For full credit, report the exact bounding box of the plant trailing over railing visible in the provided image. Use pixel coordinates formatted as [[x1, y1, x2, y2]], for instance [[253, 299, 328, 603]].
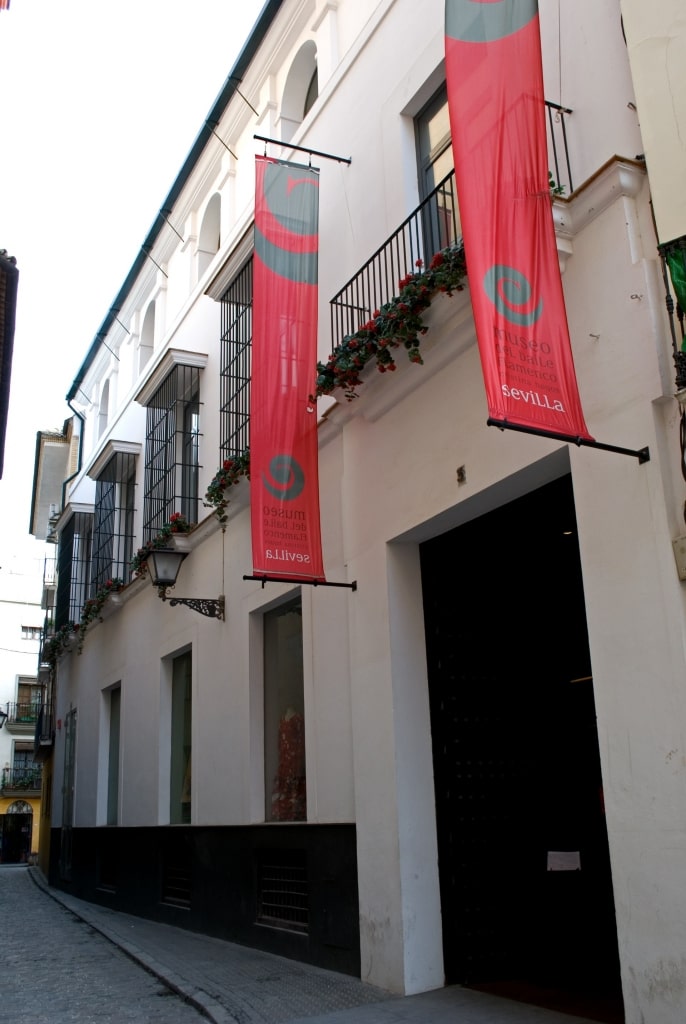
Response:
[[42, 621, 78, 669], [42, 576, 124, 663], [129, 512, 193, 579], [76, 577, 124, 653], [312, 242, 467, 402], [204, 451, 251, 525]]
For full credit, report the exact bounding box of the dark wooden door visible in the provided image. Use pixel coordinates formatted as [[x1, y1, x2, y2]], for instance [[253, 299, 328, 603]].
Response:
[[421, 475, 623, 1019]]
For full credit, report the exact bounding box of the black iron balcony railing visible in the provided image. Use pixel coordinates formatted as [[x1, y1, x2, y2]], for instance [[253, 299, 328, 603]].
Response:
[[330, 168, 461, 347], [5, 701, 41, 726], [330, 101, 573, 352], [1, 766, 42, 792]]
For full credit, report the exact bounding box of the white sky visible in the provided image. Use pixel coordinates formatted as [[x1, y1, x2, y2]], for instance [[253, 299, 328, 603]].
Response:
[[0, 0, 265, 583]]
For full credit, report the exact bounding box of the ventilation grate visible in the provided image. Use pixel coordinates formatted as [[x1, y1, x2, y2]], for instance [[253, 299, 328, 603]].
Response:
[[257, 859, 309, 933]]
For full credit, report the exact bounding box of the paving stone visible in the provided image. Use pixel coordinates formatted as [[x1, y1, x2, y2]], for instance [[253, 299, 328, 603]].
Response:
[[4, 866, 602, 1024]]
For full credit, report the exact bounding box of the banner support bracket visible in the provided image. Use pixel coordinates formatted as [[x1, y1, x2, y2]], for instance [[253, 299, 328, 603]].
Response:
[[487, 419, 650, 463], [243, 574, 357, 591], [254, 135, 351, 166]]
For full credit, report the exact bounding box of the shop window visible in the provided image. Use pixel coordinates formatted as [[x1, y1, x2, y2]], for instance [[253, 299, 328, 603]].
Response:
[[106, 686, 121, 827], [170, 651, 192, 825], [264, 597, 306, 822]]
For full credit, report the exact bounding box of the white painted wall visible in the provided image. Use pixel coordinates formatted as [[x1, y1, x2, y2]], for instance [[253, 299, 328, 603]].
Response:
[[50, 1, 686, 1019]]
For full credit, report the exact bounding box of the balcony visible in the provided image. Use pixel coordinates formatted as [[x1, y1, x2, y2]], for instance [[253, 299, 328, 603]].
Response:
[[33, 703, 55, 762], [4, 701, 42, 735], [330, 101, 573, 352], [1, 766, 42, 796]]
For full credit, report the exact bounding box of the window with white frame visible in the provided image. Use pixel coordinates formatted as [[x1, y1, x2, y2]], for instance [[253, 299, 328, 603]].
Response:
[[142, 364, 202, 541], [170, 651, 192, 825], [91, 445, 139, 588], [219, 257, 252, 461], [55, 510, 94, 628], [416, 85, 460, 255], [264, 596, 306, 822]]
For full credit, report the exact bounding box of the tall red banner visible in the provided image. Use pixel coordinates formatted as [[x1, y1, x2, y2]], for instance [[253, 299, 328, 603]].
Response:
[[445, 0, 592, 440], [251, 156, 326, 581]]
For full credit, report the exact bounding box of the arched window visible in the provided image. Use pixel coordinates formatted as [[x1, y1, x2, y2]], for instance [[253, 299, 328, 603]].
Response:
[[198, 193, 221, 277], [98, 380, 110, 440], [139, 301, 155, 374], [280, 41, 318, 143]]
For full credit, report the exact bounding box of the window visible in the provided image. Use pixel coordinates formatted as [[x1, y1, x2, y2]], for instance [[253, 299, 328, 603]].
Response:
[[98, 380, 110, 440], [10, 742, 40, 790], [106, 687, 121, 826], [219, 258, 252, 461], [416, 85, 460, 253], [16, 677, 44, 717], [197, 193, 221, 278], [304, 67, 318, 118], [21, 625, 42, 641], [280, 41, 318, 143], [170, 651, 192, 825], [91, 446, 138, 589], [142, 364, 202, 541], [55, 510, 94, 628], [264, 597, 305, 822]]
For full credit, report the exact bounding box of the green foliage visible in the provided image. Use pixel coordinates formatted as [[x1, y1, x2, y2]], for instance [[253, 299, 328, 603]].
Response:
[[312, 243, 467, 402], [204, 451, 251, 524]]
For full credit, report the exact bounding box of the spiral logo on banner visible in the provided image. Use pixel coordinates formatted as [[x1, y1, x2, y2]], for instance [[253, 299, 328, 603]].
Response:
[[254, 162, 319, 284], [483, 265, 543, 326], [261, 454, 305, 501], [445, 0, 538, 42]]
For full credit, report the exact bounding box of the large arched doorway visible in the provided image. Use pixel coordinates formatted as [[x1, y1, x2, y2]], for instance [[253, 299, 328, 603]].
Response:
[[1, 801, 33, 863], [420, 474, 624, 1023]]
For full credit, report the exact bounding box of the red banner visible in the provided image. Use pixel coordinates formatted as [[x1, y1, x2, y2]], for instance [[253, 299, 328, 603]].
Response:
[[250, 156, 325, 581], [445, 0, 592, 441]]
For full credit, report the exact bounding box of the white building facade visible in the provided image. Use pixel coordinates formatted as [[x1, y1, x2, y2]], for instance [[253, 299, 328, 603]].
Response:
[[41, 2, 686, 1022]]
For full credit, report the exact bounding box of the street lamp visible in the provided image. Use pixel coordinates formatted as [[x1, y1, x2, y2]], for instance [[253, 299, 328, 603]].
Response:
[[147, 548, 225, 620], [0, 706, 8, 730]]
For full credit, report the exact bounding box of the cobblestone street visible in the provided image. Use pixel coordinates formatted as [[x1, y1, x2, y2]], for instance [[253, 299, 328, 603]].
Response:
[[2, 865, 606, 1024], [1, 866, 204, 1024]]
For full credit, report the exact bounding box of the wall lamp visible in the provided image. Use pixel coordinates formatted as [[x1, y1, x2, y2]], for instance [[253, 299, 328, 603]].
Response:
[[0, 706, 8, 730], [147, 548, 225, 620]]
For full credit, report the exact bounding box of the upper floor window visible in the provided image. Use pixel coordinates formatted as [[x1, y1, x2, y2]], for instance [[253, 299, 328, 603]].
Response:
[[55, 509, 94, 628], [138, 302, 155, 375], [90, 444, 140, 588], [98, 380, 110, 440], [416, 85, 460, 254], [281, 41, 318, 143], [139, 359, 204, 541], [21, 626, 42, 641], [198, 193, 221, 278], [219, 257, 252, 462]]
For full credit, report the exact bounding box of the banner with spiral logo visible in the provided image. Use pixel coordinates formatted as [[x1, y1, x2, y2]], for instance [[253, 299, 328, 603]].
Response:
[[445, 0, 592, 440], [250, 156, 326, 580]]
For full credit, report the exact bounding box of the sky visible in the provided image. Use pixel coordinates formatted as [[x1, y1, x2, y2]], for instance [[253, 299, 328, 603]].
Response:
[[0, 0, 265, 587]]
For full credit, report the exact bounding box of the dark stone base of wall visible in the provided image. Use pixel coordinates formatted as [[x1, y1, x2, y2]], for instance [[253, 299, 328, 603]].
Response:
[[49, 822, 360, 975]]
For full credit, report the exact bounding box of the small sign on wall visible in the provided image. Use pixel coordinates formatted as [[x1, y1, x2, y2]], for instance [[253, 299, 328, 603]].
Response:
[[547, 851, 581, 871]]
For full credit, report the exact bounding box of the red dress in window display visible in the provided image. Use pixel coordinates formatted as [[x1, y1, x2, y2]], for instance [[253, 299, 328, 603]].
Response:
[[270, 708, 306, 821]]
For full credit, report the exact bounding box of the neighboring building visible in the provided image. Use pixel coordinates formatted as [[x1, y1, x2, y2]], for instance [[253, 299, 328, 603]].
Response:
[[28, 420, 81, 875], [36, 2, 686, 1022], [0, 249, 18, 480], [0, 558, 43, 863]]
